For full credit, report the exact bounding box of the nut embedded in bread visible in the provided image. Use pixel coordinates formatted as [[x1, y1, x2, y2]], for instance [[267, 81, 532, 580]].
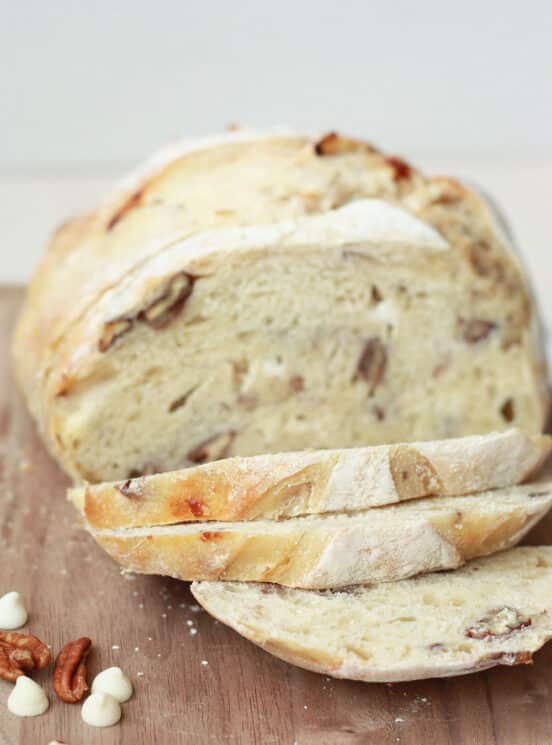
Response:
[[12, 131, 549, 482], [191, 546, 552, 682]]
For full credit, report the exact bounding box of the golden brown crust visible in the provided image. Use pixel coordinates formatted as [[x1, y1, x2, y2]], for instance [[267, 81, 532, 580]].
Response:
[[90, 489, 552, 589]]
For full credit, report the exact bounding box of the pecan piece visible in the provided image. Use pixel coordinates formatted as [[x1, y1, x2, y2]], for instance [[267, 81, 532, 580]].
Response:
[[314, 132, 374, 156], [371, 285, 383, 303], [500, 398, 515, 422], [187, 431, 236, 464], [386, 156, 412, 182], [98, 317, 134, 353], [460, 318, 497, 343], [465, 607, 531, 640], [116, 478, 143, 500], [289, 375, 304, 392], [0, 632, 51, 683], [169, 386, 198, 413], [354, 338, 387, 393], [53, 637, 91, 703], [373, 405, 385, 421], [389, 446, 443, 501], [140, 272, 194, 330]]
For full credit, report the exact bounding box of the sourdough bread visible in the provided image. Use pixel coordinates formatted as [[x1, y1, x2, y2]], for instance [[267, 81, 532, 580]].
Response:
[[69, 430, 551, 529], [191, 546, 552, 682], [84, 484, 552, 588], [13, 132, 549, 482]]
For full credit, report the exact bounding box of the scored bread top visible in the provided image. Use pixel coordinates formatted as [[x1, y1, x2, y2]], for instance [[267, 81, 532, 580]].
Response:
[[191, 546, 552, 682], [13, 130, 550, 479], [69, 429, 552, 529], [87, 484, 552, 588]]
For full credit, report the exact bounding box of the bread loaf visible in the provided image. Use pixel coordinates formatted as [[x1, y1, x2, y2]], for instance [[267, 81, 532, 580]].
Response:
[[82, 484, 552, 588], [13, 131, 549, 483], [191, 546, 552, 682], [69, 429, 551, 529]]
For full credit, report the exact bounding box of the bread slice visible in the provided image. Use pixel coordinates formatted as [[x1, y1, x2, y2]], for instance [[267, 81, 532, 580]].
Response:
[[191, 546, 552, 682], [69, 430, 551, 529], [13, 131, 549, 483], [87, 484, 552, 588]]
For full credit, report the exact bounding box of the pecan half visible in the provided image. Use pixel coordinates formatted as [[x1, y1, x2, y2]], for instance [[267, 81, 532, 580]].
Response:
[[53, 637, 91, 703], [314, 132, 374, 156], [354, 338, 387, 393], [460, 318, 497, 343], [98, 272, 195, 353], [139, 272, 194, 330], [465, 607, 531, 640], [0, 632, 51, 683], [187, 431, 236, 464]]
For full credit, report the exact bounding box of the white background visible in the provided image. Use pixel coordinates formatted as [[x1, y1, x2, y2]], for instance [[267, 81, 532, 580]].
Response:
[[1, 0, 551, 325]]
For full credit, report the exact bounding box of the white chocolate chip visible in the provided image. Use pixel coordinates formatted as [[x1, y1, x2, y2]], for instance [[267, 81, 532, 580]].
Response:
[[81, 692, 122, 727], [91, 666, 133, 703], [0, 591, 28, 629], [7, 676, 49, 717]]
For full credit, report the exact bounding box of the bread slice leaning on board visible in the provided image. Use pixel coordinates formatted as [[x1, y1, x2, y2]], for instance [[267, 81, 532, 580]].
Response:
[[13, 130, 549, 483], [191, 546, 552, 682], [69, 429, 552, 529], [77, 484, 552, 589]]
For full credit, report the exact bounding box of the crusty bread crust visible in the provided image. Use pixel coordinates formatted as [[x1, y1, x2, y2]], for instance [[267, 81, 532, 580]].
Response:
[[70, 430, 552, 529], [89, 486, 552, 588], [191, 546, 552, 682]]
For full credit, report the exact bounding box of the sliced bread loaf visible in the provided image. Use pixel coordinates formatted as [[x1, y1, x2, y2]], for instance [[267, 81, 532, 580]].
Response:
[[69, 430, 551, 529], [191, 546, 552, 682], [86, 484, 552, 588], [13, 132, 549, 483]]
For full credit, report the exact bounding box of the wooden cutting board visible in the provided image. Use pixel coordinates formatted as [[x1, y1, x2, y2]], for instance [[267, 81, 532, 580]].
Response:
[[1, 286, 552, 745]]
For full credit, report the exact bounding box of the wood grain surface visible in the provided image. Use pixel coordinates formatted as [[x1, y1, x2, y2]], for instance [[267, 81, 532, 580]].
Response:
[[1, 286, 552, 745]]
